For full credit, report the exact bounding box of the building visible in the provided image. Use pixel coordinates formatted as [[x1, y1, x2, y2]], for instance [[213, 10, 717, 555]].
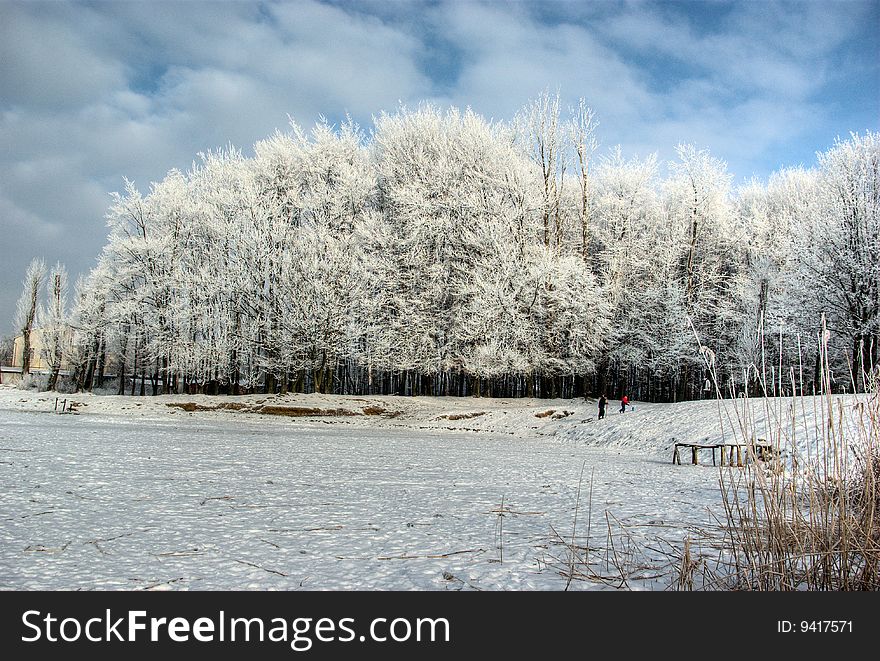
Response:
[[11, 328, 74, 371]]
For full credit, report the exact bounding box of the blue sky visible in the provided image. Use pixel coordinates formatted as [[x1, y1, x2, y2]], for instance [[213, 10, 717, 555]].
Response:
[[1, 0, 878, 334]]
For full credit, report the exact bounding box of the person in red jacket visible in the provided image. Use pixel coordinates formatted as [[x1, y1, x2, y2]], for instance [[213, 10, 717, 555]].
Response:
[[620, 395, 629, 413]]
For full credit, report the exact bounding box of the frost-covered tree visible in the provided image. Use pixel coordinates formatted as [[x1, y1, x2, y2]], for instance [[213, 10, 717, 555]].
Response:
[[515, 89, 567, 249], [566, 98, 599, 263], [0, 335, 14, 367], [69, 267, 111, 392], [251, 119, 372, 393], [591, 148, 694, 398], [366, 106, 511, 384], [733, 168, 820, 394], [14, 257, 46, 377], [102, 170, 192, 394], [663, 145, 745, 397], [792, 132, 880, 390], [37, 262, 69, 391]]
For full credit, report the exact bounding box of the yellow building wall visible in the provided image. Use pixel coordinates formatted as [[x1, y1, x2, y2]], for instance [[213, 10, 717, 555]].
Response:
[[12, 329, 72, 370]]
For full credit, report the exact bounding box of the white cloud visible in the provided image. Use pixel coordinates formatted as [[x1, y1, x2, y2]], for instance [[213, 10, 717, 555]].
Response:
[[0, 4, 127, 110], [0, 194, 64, 242]]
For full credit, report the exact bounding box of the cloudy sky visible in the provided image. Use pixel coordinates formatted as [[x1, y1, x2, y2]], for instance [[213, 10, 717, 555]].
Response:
[[1, 0, 878, 335]]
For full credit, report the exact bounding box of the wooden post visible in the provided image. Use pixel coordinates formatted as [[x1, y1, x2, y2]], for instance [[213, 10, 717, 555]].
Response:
[[736, 446, 743, 467], [691, 446, 699, 465]]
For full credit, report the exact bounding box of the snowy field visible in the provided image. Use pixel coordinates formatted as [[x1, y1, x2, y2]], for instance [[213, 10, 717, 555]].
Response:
[[0, 387, 866, 590]]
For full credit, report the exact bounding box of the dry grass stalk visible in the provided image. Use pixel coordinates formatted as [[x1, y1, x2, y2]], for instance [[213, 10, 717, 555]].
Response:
[[676, 317, 879, 590]]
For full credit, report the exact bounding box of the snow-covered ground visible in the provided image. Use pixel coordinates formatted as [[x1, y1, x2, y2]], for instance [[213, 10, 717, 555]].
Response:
[[0, 386, 869, 590]]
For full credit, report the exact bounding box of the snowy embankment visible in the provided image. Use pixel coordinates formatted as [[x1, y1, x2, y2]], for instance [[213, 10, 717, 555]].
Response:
[[562, 393, 873, 462], [1, 386, 867, 460], [0, 387, 602, 442]]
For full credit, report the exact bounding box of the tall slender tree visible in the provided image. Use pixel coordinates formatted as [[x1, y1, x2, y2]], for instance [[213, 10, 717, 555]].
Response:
[[38, 262, 69, 391], [14, 258, 46, 378]]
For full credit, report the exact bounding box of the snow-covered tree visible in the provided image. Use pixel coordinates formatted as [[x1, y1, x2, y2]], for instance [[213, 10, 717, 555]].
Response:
[[515, 89, 567, 249], [0, 335, 14, 367], [733, 168, 820, 394], [37, 263, 69, 391], [565, 98, 599, 263], [793, 132, 880, 390], [663, 145, 745, 397], [13, 257, 46, 377]]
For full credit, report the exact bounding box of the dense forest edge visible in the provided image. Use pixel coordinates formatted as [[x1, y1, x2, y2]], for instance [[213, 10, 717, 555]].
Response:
[[7, 92, 879, 401]]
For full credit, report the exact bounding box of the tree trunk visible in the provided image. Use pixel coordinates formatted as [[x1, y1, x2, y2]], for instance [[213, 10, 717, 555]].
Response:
[[95, 336, 106, 388], [20, 328, 33, 377], [131, 341, 139, 396], [151, 358, 160, 396], [118, 333, 128, 396]]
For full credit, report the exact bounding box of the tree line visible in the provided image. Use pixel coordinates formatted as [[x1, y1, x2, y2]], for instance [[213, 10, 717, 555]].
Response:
[[12, 92, 880, 400]]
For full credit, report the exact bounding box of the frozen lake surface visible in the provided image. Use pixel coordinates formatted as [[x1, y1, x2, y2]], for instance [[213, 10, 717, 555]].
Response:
[[0, 406, 723, 590]]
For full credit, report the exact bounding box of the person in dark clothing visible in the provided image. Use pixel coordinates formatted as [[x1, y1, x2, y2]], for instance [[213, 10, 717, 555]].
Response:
[[598, 395, 607, 420], [620, 395, 629, 413]]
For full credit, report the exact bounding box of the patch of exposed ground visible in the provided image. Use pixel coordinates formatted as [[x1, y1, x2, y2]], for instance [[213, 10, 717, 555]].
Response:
[[257, 406, 361, 417], [534, 409, 574, 420], [436, 412, 487, 421], [166, 402, 249, 413], [166, 402, 401, 418]]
